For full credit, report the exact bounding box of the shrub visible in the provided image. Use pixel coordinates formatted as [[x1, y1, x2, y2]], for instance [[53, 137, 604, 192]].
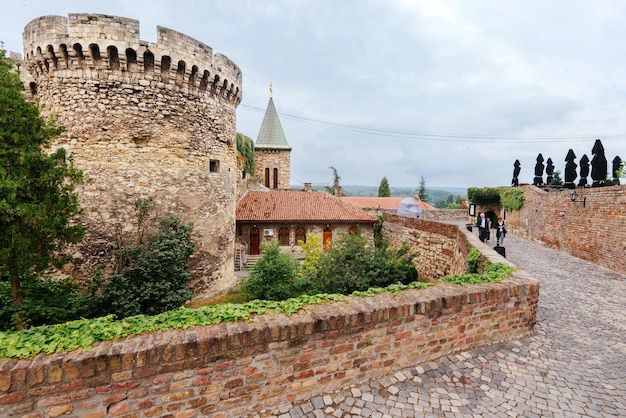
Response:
[[298, 233, 322, 276], [308, 233, 418, 295], [0, 277, 90, 331], [443, 262, 515, 285], [466, 247, 481, 274], [240, 240, 304, 300], [87, 217, 195, 319]]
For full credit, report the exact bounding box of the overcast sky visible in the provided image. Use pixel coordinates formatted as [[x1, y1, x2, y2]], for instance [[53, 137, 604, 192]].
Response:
[[3, 1, 626, 189]]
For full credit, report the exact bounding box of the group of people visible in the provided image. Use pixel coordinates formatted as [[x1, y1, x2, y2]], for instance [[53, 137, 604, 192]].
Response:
[[476, 212, 506, 246]]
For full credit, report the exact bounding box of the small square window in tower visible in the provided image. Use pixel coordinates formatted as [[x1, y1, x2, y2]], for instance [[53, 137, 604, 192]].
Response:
[[209, 160, 220, 173]]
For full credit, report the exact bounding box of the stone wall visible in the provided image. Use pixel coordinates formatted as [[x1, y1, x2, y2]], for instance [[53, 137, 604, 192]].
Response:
[[254, 149, 291, 189], [19, 14, 243, 294], [0, 270, 538, 417], [383, 213, 469, 282], [504, 184, 626, 274], [421, 209, 468, 221]]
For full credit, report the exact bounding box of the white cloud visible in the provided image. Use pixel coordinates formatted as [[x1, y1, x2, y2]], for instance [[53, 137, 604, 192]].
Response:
[[3, 0, 626, 188]]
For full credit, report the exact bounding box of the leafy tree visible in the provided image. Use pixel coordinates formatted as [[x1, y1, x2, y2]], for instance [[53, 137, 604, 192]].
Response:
[[0, 50, 85, 329], [0, 277, 89, 331], [378, 177, 391, 197], [418, 175, 429, 202], [309, 233, 418, 295], [324, 166, 341, 195], [240, 240, 303, 300], [87, 204, 196, 319]]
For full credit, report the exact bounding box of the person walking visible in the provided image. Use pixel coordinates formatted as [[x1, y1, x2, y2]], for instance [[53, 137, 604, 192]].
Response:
[[476, 212, 491, 243], [495, 216, 506, 246]]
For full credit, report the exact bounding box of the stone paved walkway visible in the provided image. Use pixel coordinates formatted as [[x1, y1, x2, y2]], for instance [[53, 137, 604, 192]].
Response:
[[260, 232, 626, 418]]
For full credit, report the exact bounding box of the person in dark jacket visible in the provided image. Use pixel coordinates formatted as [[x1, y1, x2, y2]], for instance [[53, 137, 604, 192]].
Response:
[[476, 212, 491, 243]]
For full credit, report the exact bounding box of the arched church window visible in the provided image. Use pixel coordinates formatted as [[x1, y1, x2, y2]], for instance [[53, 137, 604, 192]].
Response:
[[264, 168, 270, 188], [295, 227, 306, 244], [278, 227, 290, 246], [273, 168, 279, 189]]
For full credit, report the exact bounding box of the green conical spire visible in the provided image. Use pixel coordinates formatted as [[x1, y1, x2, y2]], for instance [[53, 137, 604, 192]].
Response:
[[255, 85, 291, 150]]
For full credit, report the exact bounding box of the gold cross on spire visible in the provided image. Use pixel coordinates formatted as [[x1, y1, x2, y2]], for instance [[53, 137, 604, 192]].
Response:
[[269, 82, 273, 99]]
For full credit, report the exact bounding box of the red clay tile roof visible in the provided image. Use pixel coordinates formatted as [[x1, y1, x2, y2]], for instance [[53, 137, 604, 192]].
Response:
[[341, 196, 436, 210], [237, 190, 376, 223]]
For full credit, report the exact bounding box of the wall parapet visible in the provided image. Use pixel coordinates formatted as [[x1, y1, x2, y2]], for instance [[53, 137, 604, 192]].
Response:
[[0, 272, 538, 417], [21, 14, 241, 103], [505, 184, 626, 274]]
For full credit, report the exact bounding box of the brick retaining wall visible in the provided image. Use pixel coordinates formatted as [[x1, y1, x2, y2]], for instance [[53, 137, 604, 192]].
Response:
[[0, 224, 539, 417]]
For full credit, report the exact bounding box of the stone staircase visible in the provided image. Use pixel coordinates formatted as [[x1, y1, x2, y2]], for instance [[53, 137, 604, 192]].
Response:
[[244, 254, 262, 270]]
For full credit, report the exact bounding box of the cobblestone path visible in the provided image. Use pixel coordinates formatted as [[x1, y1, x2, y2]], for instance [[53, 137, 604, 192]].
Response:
[[261, 233, 626, 418]]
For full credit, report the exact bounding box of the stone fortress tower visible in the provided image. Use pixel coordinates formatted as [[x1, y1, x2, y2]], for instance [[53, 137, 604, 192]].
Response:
[[254, 85, 292, 189], [19, 14, 242, 294]]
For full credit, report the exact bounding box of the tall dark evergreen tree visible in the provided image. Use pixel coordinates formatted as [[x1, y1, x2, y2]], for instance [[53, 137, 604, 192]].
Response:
[[0, 51, 84, 329], [378, 176, 391, 197]]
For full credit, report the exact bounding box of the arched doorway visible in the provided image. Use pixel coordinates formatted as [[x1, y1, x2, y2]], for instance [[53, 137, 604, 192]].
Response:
[[323, 226, 332, 251], [250, 227, 260, 255]]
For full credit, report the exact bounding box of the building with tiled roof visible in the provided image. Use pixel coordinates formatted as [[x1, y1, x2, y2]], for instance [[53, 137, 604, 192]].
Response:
[[236, 186, 376, 255], [341, 196, 436, 212], [254, 85, 291, 189]]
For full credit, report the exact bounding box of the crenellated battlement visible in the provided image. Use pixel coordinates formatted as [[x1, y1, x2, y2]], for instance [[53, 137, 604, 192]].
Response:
[[22, 14, 241, 103], [16, 14, 244, 296]]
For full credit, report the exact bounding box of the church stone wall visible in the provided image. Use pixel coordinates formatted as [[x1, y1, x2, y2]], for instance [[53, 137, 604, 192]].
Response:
[[255, 149, 291, 189], [20, 14, 243, 294]]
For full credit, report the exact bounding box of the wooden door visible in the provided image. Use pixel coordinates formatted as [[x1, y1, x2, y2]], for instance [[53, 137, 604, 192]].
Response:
[[250, 227, 260, 255], [323, 226, 332, 251]]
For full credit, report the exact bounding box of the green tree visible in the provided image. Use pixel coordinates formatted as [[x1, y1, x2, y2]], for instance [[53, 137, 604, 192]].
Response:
[[309, 233, 418, 295], [240, 240, 303, 300], [0, 50, 85, 329], [418, 176, 429, 202], [378, 177, 391, 197]]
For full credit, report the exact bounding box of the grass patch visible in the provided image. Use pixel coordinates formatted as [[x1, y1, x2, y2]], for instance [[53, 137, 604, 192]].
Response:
[[442, 262, 515, 285]]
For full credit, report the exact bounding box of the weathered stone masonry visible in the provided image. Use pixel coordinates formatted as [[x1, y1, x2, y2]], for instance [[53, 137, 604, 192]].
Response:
[[383, 213, 469, 282], [20, 14, 243, 294], [0, 224, 538, 417]]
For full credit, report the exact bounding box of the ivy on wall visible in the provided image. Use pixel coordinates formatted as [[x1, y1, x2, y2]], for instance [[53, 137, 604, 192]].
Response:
[[467, 187, 526, 211], [236, 133, 255, 176]]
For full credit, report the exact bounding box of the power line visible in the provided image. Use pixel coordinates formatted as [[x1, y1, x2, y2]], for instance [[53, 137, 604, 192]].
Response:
[[239, 104, 626, 144]]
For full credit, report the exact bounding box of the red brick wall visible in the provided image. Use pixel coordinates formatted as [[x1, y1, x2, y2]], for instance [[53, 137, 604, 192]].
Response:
[[0, 278, 538, 417], [505, 185, 626, 273]]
